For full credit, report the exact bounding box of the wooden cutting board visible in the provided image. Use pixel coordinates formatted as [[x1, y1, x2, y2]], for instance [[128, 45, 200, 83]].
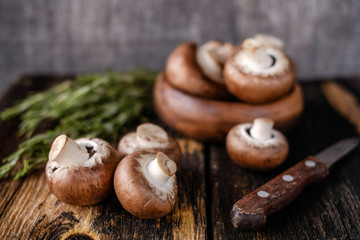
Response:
[[0, 75, 360, 239]]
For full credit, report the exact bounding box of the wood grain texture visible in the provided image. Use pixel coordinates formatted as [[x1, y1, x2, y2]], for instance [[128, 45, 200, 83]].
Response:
[[2, 76, 360, 239], [0, 76, 207, 239], [0, 138, 207, 240], [0, 75, 70, 225], [210, 80, 360, 239], [1, 0, 360, 95]]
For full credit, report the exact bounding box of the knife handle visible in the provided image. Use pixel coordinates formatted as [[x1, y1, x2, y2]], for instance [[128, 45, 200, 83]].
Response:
[[230, 156, 329, 229]]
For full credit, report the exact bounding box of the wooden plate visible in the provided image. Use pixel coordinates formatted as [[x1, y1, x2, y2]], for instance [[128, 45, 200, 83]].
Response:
[[154, 73, 304, 142]]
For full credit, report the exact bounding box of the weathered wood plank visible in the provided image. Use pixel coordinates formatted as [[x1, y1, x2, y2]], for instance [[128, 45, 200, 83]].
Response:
[[0, 75, 69, 225], [210, 81, 360, 239], [0, 138, 207, 239], [0, 76, 207, 239], [2, 75, 360, 239]]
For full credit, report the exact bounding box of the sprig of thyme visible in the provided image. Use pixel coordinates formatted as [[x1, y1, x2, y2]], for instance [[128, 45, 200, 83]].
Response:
[[0, 70, 157, 179]]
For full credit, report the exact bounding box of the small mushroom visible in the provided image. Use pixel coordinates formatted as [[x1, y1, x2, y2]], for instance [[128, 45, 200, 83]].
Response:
[[224, 34, 296, 104], [46, 134, 121, 206], [165, 42, 232, 99], [118, 123, 182, 167], [114, 151, 178, 219], [196, 40, 235, 84], [226, 118, 289, 171]]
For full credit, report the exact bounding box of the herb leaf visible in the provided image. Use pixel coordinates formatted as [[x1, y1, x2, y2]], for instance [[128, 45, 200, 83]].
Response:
[[0, 70, 157, 179]]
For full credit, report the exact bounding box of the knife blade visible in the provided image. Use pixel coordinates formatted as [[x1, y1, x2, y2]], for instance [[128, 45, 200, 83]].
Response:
[[230, 137, 359, 230]]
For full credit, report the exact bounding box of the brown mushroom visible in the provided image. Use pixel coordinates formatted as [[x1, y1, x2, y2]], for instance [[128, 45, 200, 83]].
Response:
[[114, 151, 178, 219], [226, 118, 289, 171], [154, 73, 303, 142], [165, 42, 233, 100], [196, 40, 235, 84], [224, 34, 296, 104], [46, 134, 121, 206], [117, 123, 182, 167]]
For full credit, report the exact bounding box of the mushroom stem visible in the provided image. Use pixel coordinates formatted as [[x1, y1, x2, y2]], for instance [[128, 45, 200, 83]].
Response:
[[241, 48, 274, 71], [254, 48, 274, 68], [196, 41, 235, 83], [137, 123, 169, 149], [250, 118, 274, 141], [147, 152, 177, 185], [233, 34, 290, 77], [49, 134, 89, 167]]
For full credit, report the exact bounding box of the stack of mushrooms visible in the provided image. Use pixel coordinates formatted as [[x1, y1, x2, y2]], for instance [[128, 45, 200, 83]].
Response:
[[154, 34, 304, 142], [46, 123, 182, 219]]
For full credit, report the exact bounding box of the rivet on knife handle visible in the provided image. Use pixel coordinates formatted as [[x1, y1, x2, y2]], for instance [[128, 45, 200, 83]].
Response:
[[230, 156, 329, 230]]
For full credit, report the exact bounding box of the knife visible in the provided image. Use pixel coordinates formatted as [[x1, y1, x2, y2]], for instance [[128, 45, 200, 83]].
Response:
[[230, 137, 359, 230]]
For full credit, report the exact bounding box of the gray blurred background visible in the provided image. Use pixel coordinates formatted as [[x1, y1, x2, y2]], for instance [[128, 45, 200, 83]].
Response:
[[0, 0, 359, 95]]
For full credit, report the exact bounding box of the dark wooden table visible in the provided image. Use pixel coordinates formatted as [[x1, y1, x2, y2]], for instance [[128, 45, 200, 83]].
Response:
[[1, 76, 360, 239]]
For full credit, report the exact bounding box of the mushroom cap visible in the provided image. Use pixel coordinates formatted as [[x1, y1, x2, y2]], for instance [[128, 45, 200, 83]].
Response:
[[196, 40, 235, 84], [154, 73, 303, 142], [224, 47, 296, 104], [114, 151, 178, 219], [117, 129, 182, 167], [45, 137, 121, 206], [226, 123, 289, 171], [165, 42, 232, 100]]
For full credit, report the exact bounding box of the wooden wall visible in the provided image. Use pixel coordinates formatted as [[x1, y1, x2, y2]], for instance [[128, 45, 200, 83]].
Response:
[[0, 0, 359, 94]]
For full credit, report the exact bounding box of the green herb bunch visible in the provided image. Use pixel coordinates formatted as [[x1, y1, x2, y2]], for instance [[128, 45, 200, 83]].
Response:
[[0, 70, 157, 180]]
